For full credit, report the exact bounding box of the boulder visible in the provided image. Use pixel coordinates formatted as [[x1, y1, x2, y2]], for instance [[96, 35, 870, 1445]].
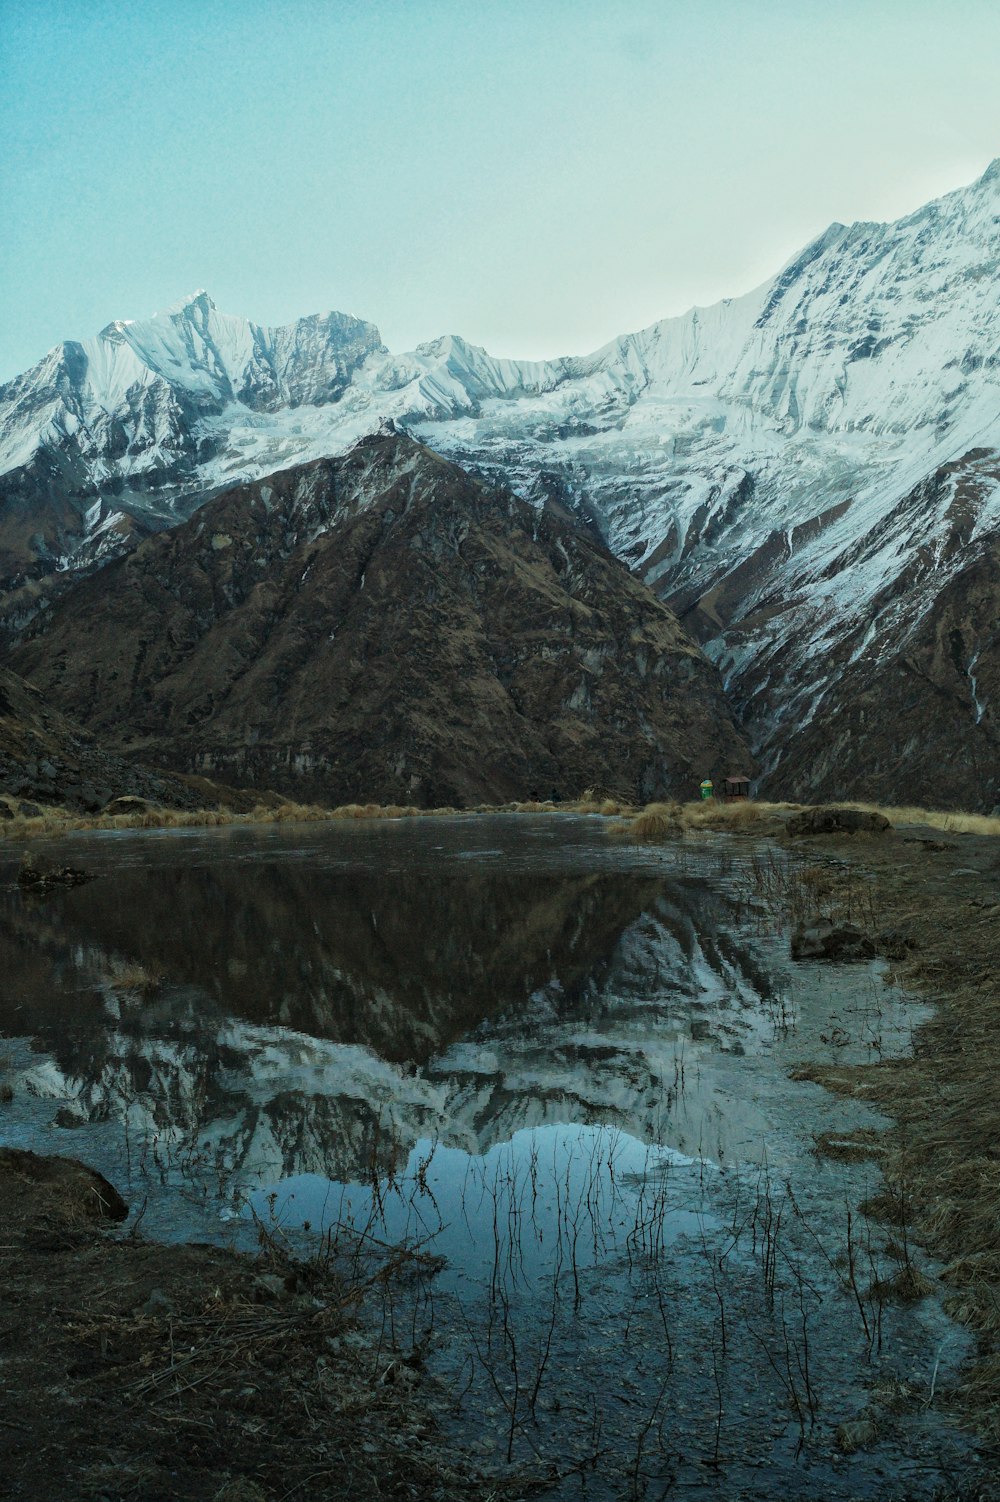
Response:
[[103, 795, 154, 816], [791, 919, 877, 962], [0, 1147, 128, 1222], [787, 807, 892, 838]]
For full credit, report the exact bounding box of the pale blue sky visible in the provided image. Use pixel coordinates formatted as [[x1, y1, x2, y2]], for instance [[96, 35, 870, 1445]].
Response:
[[2, 0, 999, 381]]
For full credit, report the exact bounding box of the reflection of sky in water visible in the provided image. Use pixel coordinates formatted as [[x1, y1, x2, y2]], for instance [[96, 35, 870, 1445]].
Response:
[[249, 1124, 712, 1292]]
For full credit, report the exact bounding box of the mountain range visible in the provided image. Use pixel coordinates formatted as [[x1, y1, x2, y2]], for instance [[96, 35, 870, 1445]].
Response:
[[2, 161, 999, 807], [8, 430, 749, 805]]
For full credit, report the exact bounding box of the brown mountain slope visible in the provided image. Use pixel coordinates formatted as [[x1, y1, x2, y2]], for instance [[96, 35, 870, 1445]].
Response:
[[768, 530, 1000, 810], [9, 431, 751, 806], [0, 666, 244, 813]]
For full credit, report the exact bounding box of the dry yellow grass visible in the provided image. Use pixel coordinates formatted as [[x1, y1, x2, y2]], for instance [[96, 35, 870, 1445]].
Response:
[[833, 800, 1000, 837], [105, 959, 164, 994], [680, 798, 790, 830], [628, 809, 676, 840], [5, 790, 999, 845]]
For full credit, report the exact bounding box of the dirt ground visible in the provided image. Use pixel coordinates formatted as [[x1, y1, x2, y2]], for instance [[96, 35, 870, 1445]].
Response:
[[0, 1150, 528, 1502]]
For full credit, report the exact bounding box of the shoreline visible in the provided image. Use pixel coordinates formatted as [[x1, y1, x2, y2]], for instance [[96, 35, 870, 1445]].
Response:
[[774, 822, 1000, 1446], [0, 1148, 499, 1502], [2, 808, 1000, 1492], [5, 792, 999, 847]]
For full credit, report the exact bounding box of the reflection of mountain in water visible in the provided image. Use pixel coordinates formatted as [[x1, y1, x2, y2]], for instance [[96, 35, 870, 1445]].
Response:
[[0, 852, 789, 1187]]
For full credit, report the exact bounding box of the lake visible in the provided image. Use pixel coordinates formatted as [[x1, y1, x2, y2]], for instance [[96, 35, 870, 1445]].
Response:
[[0, 815, 980, 1497]]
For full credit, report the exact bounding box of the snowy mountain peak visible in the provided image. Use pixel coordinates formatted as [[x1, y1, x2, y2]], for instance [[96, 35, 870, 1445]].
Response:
[[163, 288, 214, 315]]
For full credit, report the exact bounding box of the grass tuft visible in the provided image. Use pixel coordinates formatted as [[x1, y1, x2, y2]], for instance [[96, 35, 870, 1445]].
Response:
[[106, 959, 164, 994]]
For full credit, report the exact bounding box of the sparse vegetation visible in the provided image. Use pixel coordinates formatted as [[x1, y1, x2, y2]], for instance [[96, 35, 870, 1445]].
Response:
[[627, 807, 677, 840], [4, 789, 1000, 846], [0, 1148, 505, 1502], [105, 958, 164, 994], [777, 836, 1000, 1439]]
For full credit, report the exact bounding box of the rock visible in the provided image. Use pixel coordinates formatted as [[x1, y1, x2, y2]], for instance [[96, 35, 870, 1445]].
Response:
[[253, 1272, 291, 1302], [52, 1105, 87, 1129], [142, 1288, 174, 1317], [835, 1418, 878, 1453], [103, 795, 154, 817], [787, 807, 892, 838], [0, 1147, 128, 1222], [0, 667, 245, 815], [791, 919, 877, 962]]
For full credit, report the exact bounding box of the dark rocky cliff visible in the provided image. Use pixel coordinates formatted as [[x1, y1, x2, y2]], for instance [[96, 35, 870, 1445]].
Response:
[[10, 432, 751, 806], [0, 666, 226, 813]]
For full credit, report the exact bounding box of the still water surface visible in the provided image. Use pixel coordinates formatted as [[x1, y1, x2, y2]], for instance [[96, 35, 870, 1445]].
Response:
[[0, 816, 981, 1497]]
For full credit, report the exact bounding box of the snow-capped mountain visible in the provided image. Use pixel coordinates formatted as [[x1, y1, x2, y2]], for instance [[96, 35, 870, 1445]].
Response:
[[2, 160, 999, 804]]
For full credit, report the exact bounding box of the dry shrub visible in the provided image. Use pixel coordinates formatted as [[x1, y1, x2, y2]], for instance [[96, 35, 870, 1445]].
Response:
[[682, 799, 766, 830], [106, 959, 163, 994], [272, 803, 298, 822], [868, 1264, 936, 1303], [629, 809, 675, 841], [213, 1481, 268, 1502]]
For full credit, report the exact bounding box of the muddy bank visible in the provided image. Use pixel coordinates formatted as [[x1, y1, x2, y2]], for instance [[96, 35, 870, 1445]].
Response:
[[761, 813, 1000, 1447], [0, 1148, 509, 1502]]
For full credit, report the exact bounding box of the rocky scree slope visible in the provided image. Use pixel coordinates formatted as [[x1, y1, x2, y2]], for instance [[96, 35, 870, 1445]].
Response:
[[9, 431, 750, 806], [0, 666, 248, 815], [3, 163, 1000, 805]]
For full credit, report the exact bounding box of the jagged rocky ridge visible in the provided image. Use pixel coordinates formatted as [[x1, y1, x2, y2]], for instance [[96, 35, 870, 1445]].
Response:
[[9, 430, 750, 805], [2, 162, 999, 805]]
